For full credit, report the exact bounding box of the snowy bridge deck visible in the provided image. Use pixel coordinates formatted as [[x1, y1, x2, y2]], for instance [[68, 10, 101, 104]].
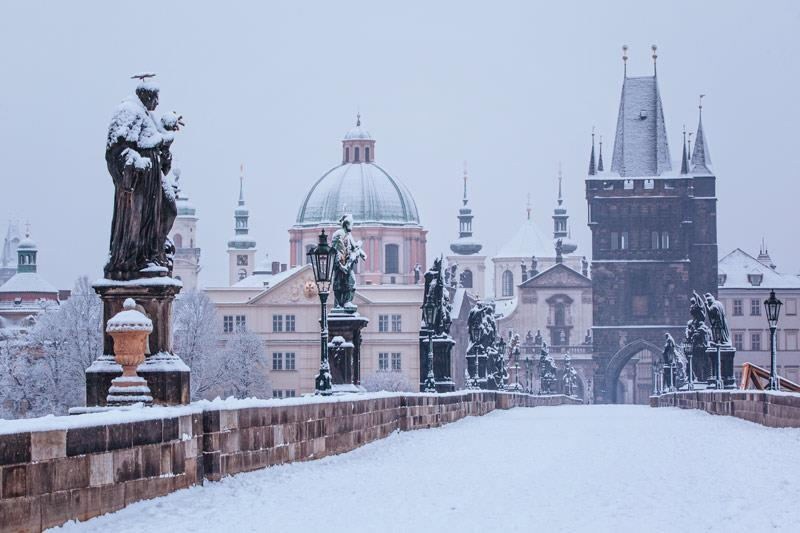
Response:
[[57, 405, 800, 533]]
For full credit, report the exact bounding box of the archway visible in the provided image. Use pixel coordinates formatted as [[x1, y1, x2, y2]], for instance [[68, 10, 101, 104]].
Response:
[[603, 339, 662, 404]]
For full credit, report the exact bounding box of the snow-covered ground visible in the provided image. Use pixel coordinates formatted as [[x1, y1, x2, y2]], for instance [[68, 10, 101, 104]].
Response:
[[55, 406, 800, 533]]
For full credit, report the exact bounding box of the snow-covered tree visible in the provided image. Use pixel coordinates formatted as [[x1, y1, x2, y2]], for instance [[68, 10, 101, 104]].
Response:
[[362, 372, 414, 392], [221, 327, 270, 399], [173, 289, 225, 400]]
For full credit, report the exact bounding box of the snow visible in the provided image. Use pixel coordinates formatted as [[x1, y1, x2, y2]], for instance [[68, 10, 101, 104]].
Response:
[[93, 277, 183, 288], [718, 248, 800, 289], [106, 96, 165, 150], [139, 352, 190, 372], [494, 217, 552, 259], [106, 298, 152, 332], [0, 272, 59, 294], [53, 405, 800, 532]]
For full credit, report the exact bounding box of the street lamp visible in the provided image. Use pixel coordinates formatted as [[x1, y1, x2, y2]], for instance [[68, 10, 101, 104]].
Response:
[[711, 324, 724, 390], [421, 299, 437, 393], [682, 339, 694, 391], [523, 356, 532, 393], [764, 289, 783, 391], [308, 229, 336, 395]]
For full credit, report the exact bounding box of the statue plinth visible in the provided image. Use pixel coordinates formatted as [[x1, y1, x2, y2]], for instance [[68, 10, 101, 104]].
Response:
[[418, 329, 456, 393], [465, 348, 489, 389], [85, 277, 190, 406], [705, 345, 737, 389], [326, 310, 369, 390]]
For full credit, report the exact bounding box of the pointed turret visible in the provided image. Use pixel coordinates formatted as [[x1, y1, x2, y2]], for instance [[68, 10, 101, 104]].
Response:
[[680, 125, 689, 175], [450, 165, 482, 255], [552, 165, 577, 255], [610, 44, 672, 177], [588, 129, 596, 176], [228, 165, 257, 284], [690, 96, 712, 175]]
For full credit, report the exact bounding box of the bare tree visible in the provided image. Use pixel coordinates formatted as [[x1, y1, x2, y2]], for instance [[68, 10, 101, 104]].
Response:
[[173, 289, 225, 400], [361, 372, 415, 392], [222, 327, 271, 399]]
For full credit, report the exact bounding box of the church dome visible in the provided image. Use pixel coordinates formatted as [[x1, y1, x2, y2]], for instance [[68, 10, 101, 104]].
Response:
[[295, 117, 420, 227], [17, 235, 36, 250]]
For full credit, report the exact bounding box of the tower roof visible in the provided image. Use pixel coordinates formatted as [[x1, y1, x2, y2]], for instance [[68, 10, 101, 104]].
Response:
[[610, 53, 672, 177], [691, 98, 712, 175], [450, 164, 482, 255], [496, 215, 551, 260], [343, 114, 372, 141]]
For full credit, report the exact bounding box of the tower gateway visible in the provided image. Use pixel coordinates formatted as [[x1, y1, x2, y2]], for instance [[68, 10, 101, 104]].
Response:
[[586, 46, 718, 404], [290, 116, 427, 285]]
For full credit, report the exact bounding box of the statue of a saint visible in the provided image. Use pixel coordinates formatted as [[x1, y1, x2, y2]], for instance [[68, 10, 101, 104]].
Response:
[[703, 292, 731, 346], [331, 214, 366, 311], [105, 76, 183, 280]]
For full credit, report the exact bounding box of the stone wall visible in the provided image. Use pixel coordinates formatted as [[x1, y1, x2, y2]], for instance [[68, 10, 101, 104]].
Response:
[[0, 392, 579, 532], [650, 390, 800, 428]]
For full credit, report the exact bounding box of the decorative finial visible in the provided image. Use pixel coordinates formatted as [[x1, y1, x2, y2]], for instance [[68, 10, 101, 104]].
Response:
[[356, 112, 361, 127], [622, 45, 629, 76], [651, 44, 658, 74], [462, 161, 469, 206], [130, 73, 156, 82], [687, 131, 694, 157], [597, 134, 604, 172], [698, 94, 705, 118], [526, 193, 532, 221], [238, 164, 245, 206], [557, 162, 563, 206], [24, 221, 30, 239], [588, 127, 597, 176]]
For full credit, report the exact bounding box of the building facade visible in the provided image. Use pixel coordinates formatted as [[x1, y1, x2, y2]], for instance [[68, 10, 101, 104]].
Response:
[[168, 173, 201, 290], [587, 49, 719, 403], [0, 221, 22, 286]]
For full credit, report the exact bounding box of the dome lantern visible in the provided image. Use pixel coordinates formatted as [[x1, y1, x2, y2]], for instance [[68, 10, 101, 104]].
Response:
[[342, 113, 376, 164]]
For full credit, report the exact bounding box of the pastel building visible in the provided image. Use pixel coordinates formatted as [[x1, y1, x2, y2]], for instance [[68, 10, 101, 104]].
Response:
[[168, 173, 201, 290]]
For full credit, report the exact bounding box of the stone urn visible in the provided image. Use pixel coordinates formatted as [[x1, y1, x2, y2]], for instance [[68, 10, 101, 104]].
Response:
[[106, 298, 154, 406]]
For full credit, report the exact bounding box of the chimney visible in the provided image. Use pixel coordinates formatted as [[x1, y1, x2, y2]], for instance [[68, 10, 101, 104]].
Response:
[[281, 263, 287, 272], [271, 261, 280, 275]]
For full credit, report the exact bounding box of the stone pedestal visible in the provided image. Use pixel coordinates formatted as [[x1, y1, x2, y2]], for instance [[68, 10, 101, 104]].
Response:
[[705, 345, 737, 389], [327, 310, 369, 390], [465, 349, 489, 389], [418, 330, 456, 393], [85, 278, 190, 406]]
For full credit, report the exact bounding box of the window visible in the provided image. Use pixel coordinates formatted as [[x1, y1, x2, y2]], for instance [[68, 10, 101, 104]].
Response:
[[272, 315, 283, 332], [272, 390, 283, 399], [378, 352, 389, 371], [237, 255, 248, 266], [786, 331, 798, 351], [385, 244, 399, 274], [461, 269, 473, 288], [747, 274, 763, 286], [345, 147, 350, 163], [391, 353, 402, 371], [644, 179, 654, 190], [286, 315, 296, 332], [285, 352, 296, 370], [624, 179, 634, 190], [502, 270, 514, 297], [272, 352, 283, 370], [391, 314, 402, 332], [223, 315, 234, 334], [661, 232, 670, 249], [235, 315, 246, 331], [285, 390, 296, 398], [651, 231, 659, 250], [751, 332, 762, 351], [365, 146, 370, 162], [733, 299, 743, 316], [354, 146, 360, 162], [238, 268, 247, 281], [173, 234, 183, 248], [620, 231, 629, 250], [611, 232, 619, 251], [750, 299, 761, 316], [786, 299, 798, 316], [733, 332, 744, 351], [378, 315, 389, 332]]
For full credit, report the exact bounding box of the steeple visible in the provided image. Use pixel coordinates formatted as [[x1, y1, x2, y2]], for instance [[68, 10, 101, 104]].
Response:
[[552, 165, 577, 255], [238, 166, 245, 206], [597, 135, 604, 172], [450, 163, 482, 255], [16, 226, 38, 274], [588, 129, 596, 176], [680, 125, 689, 175], [690, 95, 712, 175], [228, 165, 256, 250], [610, 44, 672, 177]]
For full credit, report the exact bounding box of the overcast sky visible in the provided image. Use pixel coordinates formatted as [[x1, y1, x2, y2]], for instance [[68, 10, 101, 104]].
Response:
[[1, 1, 798, 289]]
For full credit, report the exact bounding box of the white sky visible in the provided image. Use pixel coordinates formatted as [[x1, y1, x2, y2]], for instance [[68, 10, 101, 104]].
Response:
[[1, 1, 798, 289]]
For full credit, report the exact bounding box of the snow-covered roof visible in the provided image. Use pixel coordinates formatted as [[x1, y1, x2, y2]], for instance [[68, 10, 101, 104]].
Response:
[[718, 249, 800, 290], [17, 236, 36, 250], [343, 123, 372, 141], [493, 297, 518, 318], [495, 218, 552, 259], [611, 75, 672, 177], [0, 272, 58, 294], [295, 162, 420, 227], [232, 265, 302, 289]]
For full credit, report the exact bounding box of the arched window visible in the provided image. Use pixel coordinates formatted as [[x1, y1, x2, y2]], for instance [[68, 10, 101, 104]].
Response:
[[173, 234, 183, 248], [461, 269, 473, 288], [238, 268, 247, 281], [354, 146, 360, 162], [384, 244, 399, 274], [345, 147, 350, 162], [365, 146, 370, 162], [554, 304, 566, 325], [661, 231, 670, 249], [502, 270, 514, 297]]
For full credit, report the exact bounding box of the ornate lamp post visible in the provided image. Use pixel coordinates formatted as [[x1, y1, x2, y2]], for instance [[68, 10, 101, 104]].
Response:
[[764, 290, 783, 391], [711, 324, 724, 390], [422, 299, 437, 393], [308, 230, 336, 395], [524, 356, 532, 393], [682, 338, 694, 391]]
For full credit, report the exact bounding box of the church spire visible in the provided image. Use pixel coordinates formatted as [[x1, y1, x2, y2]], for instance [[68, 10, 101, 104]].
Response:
[[553, 165, 577, 254], [450, 163, 482, 255], [690, 95, 712, 174], [462, 162, 469, 206], [680, 125, 689, 175], [597, 135, 604, 172], [588, 128, 597, 176], [238, 164, 245, 206]]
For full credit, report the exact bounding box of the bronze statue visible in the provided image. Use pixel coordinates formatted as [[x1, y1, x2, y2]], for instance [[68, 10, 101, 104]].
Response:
[[331, 214, 366, 310], [105, 75, 183, 280], [422, 258, 452, 337]]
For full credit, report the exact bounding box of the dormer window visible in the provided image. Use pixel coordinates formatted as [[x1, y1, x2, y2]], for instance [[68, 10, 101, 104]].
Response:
[[624, 179, 634, 190], [718, 274, 727, 286], [747, 273, 763, 286], [639, 110, 648, 120]]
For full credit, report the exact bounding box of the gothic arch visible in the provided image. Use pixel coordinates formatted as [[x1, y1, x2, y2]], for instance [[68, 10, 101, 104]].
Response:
[[603, 338, 662, 404]]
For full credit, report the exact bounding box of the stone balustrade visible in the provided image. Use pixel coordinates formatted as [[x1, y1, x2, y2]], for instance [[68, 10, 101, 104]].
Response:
[[650, 390, 800, 428], [0, 391, 580, 532]]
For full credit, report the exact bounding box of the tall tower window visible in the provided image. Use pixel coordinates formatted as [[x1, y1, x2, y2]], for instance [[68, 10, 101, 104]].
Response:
[[502, 270, 514, 297], [365, 146, 370, 162], [354, 147, 360, 162], [173, 234, 183, 248], [345, 147, 350, 162], [461, 269, 473, 288], [384, 244, 399, 274]]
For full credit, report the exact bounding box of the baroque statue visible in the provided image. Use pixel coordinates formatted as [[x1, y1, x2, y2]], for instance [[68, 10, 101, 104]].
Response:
[[422, 257, 452, 337], [105, 74, 184, 281], [703, 292, 731, 346], [331, 213, 366, 311], [538, 341, 557, 394]]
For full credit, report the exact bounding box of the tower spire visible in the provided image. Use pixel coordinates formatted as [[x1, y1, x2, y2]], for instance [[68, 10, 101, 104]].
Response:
[[462, 161, 469, 206], [597, 135, 604, 172], [557, 163, 563, 206], [238, 164, 245, 206], [526, 193, 532, 221], [622, 44, 628, 78], [680, 125, 689, 175], [450, 163, 482, 255], [690, 94, 712, 174], [588, 128, 596, 175], [651, 44, 658, 76]]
